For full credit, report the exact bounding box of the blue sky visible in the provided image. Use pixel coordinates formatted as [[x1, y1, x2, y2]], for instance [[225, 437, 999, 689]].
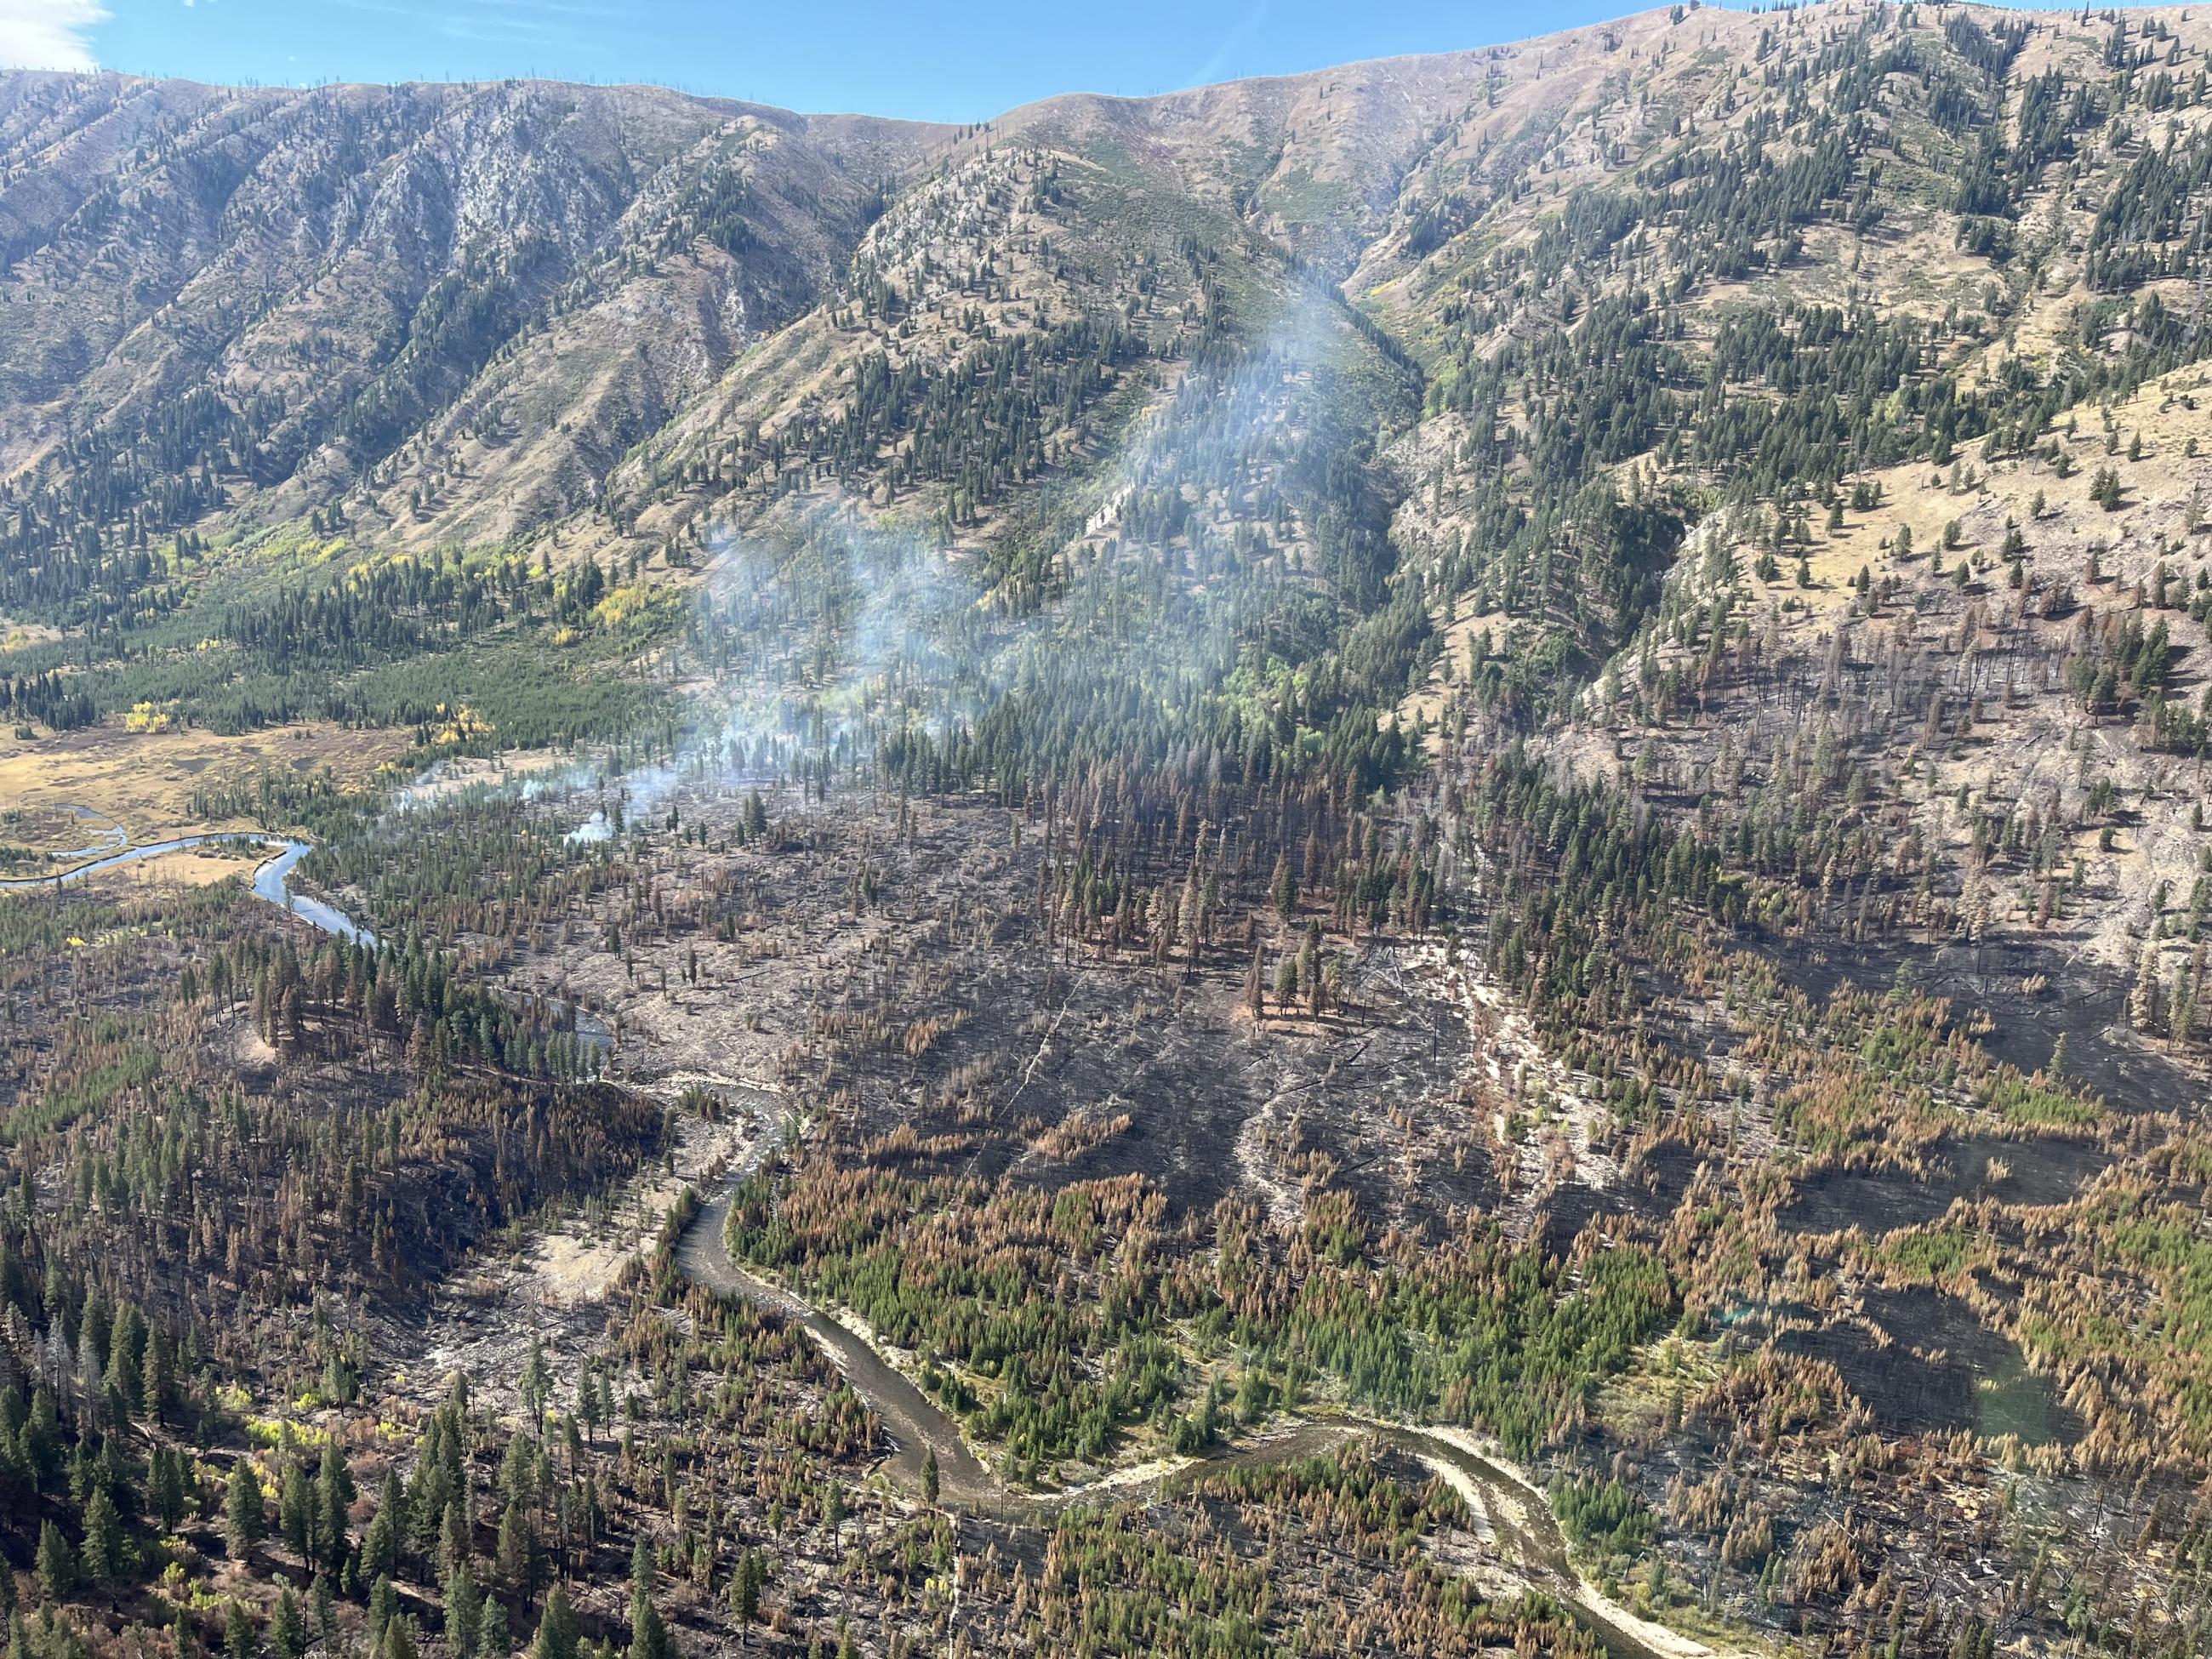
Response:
[[6, 0, 1746, 122]]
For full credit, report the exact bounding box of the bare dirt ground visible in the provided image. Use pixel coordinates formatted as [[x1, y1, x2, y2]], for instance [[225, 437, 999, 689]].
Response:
[[1532, 362, 2212, 984], [0, 614, 60, 649], [305, 750, 2181, 1655], [373, 1081, 783, 1423]]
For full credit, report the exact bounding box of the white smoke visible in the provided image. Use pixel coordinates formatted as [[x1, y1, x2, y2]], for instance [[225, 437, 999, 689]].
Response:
[[389, 278, 1384, 843]]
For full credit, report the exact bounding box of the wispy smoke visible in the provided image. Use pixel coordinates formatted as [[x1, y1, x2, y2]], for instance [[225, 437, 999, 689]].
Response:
[[394, 278, 1387, 841]]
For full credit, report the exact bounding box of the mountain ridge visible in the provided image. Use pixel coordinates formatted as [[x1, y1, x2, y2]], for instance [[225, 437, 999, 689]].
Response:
[[0, 3, 1742, 549], [14, 9, 2212, 1656], [14, 0, 2212, 980]]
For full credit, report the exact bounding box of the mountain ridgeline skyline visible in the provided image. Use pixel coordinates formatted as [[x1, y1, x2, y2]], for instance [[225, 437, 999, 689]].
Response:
[[8, 5, 2212, 1659]]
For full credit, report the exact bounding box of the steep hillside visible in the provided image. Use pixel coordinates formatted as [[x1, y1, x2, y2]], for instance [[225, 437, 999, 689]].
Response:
[[15, 2, 2212, 1035], [18, 2, 2212, 970], [18, 11, 2212, 1658], [0, 73, 945, 578]]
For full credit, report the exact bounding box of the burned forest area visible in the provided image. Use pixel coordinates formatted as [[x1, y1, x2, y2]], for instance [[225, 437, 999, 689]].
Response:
[[14, 3, 2212, 1656]]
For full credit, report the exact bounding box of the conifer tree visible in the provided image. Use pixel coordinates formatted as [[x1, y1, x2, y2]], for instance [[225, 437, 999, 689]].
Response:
[[532, 1583, 577, 1659], [34, 1523, 71, 1603], [226, 1462, 266, 1558]]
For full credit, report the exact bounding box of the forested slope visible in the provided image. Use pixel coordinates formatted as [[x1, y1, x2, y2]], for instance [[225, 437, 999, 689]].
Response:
[[9, 7, 2212, 1659]]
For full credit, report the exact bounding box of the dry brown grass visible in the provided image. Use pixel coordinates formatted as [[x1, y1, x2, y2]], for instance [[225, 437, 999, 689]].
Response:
[[74, 842, 267, 895], [0, 719, 404, 843], [1392, 593, 1494, 752]]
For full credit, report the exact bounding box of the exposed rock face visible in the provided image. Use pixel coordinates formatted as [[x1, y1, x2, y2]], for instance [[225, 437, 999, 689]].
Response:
[[14, 5, 2212, 973], [0, 11, 1733, 548], [0, 72, 938, 537]]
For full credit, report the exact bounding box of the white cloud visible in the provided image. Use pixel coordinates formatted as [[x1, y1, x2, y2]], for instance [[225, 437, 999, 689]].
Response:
[[0, 0, 109, 72]]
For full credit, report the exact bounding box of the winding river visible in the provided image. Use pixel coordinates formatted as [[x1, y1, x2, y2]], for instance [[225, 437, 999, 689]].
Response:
[[672, 1093, 1716, 1659], [0, 830, 373, 942], [3, 817, 1721, 1659]]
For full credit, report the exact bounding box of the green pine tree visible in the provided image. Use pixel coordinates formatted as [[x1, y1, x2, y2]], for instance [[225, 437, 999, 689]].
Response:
[[225, 1461, 266, 1557], [280, 1462, 313, 1560], [628, 1600, 670, 1659], [531, 1583, 577, 1659], [33, 1523, 71, 1603], [317, 1442, 356, 1573], [81, 1489, 126, 1584], [443, 1562, 482, 1659], [628, 1536, 654, 1630], [270, 1588, 305, 1659], [224, 1601, 258, 1659]]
